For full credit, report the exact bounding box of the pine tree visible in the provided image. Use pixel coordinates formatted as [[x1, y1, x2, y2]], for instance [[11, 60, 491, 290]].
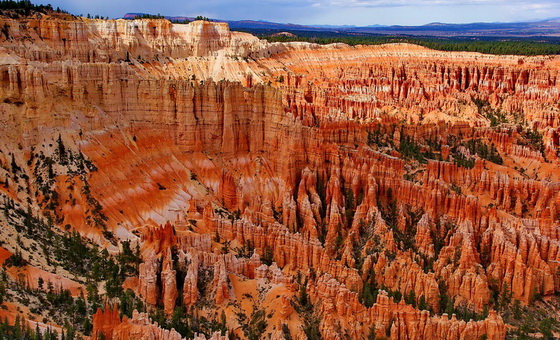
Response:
[[10, 154, 18, 174], [57, 134, 67, 165], [13, 315, 21, 339], [298, 278, 309, 308], [0, 277, 5, 304], [35, 323, 42, 340]]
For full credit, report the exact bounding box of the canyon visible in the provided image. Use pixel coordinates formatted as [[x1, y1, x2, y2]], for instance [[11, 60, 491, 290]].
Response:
[[0, 9, 559, 340]]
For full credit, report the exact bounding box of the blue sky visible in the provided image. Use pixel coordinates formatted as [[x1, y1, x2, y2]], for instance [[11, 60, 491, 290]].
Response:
[[38, 0, 560, 26]]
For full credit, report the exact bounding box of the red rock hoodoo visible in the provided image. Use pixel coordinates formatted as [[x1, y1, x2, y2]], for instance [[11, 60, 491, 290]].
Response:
[[1, 11, 559, 340]]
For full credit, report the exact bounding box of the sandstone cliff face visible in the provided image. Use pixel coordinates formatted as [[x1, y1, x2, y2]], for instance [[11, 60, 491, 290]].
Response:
[[2, 14, 560, 340], [0, 17, 268, 62]]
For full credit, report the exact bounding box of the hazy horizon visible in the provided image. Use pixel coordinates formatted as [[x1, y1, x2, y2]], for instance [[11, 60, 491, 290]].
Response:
[[33, 0, 560, 26]]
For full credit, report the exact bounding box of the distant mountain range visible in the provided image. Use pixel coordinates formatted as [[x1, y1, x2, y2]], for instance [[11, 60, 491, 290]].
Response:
[[123, 14, 331, 31], [123, 13, 560, 37], [347, 18, 560, 37]]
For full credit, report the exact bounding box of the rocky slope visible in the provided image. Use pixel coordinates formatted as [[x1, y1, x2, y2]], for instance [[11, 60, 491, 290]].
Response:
[[0, 10, 559, 340]]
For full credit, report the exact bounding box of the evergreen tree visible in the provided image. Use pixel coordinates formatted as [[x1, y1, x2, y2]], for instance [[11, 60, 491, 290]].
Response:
[[56, 134, 67, 165]]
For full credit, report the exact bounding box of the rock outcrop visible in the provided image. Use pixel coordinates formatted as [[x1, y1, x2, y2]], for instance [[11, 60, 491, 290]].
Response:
[[92, 305, 227, 340]]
